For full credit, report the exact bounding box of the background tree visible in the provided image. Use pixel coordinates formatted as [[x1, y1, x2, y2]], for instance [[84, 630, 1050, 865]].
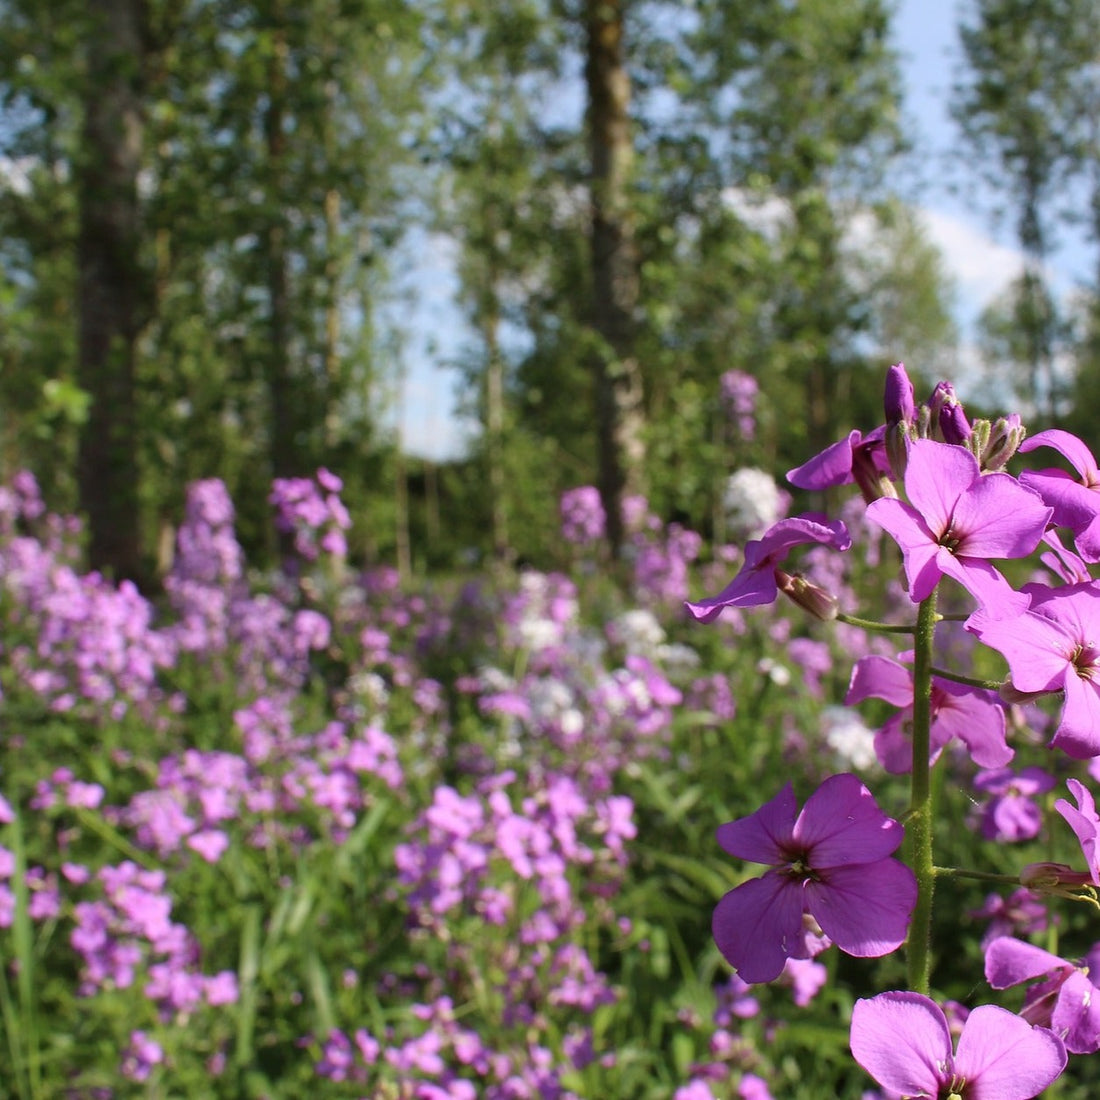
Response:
[[952, 0, 1097, 421]]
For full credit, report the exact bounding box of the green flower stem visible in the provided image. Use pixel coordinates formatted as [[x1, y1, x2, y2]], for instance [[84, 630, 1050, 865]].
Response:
[[932, 867, 1021, 885], [928, 665, 1004, 692], [834, 612, 916, 634], [907, 591, 938, 995]]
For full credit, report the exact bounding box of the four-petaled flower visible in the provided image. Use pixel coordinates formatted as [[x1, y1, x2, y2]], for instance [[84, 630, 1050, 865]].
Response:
[[851, 990, 1066, 1098], [684, 515, 850, 624], [1020, 429, 1100, 562], [969, 582, 1100, 759], [866, 439, 1050, 613], [985, 937, 1100, 1054], [845, 654, 1011, 774], [712, 774, 916, 984], [1055, 778, 1100, 885]]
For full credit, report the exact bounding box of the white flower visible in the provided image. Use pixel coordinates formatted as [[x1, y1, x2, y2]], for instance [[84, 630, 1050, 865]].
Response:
[[724, 468, 782, 537], [608, 608, 665, 657], [822, 705, 878, 770]]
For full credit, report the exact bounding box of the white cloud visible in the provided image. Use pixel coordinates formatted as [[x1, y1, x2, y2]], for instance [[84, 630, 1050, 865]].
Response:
[[916, 207, 1027, 308]]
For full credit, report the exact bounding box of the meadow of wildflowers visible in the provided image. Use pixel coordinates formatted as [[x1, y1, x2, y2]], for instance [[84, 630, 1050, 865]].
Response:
[[6, 370, 1100, 1097]]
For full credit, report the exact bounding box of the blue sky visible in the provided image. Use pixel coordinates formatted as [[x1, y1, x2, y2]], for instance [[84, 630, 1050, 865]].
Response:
[[395, 0, 1093, 459]]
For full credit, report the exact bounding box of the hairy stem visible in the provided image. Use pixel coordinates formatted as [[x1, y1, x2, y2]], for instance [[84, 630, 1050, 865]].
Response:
[[907, 591, 938, 995]]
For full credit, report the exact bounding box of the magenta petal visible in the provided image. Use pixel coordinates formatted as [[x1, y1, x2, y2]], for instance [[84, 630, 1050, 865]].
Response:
[[805, 859, 915, 956], [935, 552, 1029, 617], [684, 565, 778, 622], [715, 783, 797, 864], [950, 470, 1051, 559], [1020, 428, 1100, 479], [865, 497, 943, 601], [712, 873, 804, 985], [955, 1004, 1067, 1098], [932, 683, 1012, 769], [985, 937, 1068, 989], [1053, 674, 1100, 758], [1050, 970, 1100, 1054], [787, 431, 860, 489], [845, 655, 913, 707], [873, 713, 918, 774], [968, 609, 1072, 694], [903, 439, 978, 534], [793, 773, 904, 865], [850, 992, 950, 1098], [1055, 778, 1100, 885]]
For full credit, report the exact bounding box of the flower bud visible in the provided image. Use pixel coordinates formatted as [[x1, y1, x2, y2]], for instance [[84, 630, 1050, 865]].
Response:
[[979, 414, 1027, 472], [776, 569, 839, 621], [1020, 861, 1093, 890], [884, 363, 917, 425], [927, 381, 972, 445]]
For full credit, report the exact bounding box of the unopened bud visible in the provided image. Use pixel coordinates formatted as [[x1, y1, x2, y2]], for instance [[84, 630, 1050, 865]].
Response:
[[927, 381, 972, 445], [980, 414, 1027, 472], [851, 442, 899, 504], [776, 569, 839, 621], [1020, 861, 1093, 891], [884, 363, 917, 425]]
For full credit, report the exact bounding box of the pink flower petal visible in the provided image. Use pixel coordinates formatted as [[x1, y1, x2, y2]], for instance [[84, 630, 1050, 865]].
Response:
[[715, 784, 798, 865], [845, 655, 914, 708], [805, 860, 915, 956], [850, 992, 950, 1098], [793, 773, 904, 866], [902, 439, 978, 536], [955, 1004, 1066, 1098], [712, 873, 804, 985], [985, 937, 1068, 988]]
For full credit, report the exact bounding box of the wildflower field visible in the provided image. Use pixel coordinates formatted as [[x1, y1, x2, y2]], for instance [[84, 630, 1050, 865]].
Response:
[[7, 367, 1100, 1098]]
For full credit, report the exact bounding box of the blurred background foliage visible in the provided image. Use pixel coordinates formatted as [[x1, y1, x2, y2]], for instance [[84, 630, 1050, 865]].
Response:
[[1, 0, 1099, 577]]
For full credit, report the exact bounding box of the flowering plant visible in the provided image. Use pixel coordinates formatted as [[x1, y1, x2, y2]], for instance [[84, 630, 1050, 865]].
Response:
[[688, 363, 1100, 1096]]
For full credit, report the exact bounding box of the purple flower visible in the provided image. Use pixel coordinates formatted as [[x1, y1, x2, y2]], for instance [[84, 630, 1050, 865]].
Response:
[[850, 990, 1066, 1098], [711, 774, 916, 984], [560, 486, 606, 546], [866, 439, 1050, 612], [1019, 429, 1100, 561], [685, 515, 851, 624], [1055, 778, 1100, 884], [985, 937, 1100, 1054], [969, 581, 1100, 758], [787, 427, 893, 502], [845, 654, 1011, 773], [974, 767, 1055, 842]]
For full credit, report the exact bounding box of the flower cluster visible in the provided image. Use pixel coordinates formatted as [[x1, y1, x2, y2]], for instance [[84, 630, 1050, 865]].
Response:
[[687, 363, 1100, 1096]]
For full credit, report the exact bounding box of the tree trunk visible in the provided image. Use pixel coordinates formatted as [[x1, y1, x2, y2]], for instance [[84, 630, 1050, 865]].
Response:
[[264, 9, 296, 479], [584, 0, 645, 557], [76, 0, 148, 582]]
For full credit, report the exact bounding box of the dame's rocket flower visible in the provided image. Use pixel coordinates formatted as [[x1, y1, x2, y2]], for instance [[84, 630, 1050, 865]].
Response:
[[712, 774, 915, 984], [851, 990, 1066, 1098], [1019, 429, 1100, 562], [969, 582, 1100, 759], [866, 439, 1050, 613], [1055, 778, 1100, 885], [684, 515, 850, 624], [985, 937, 1100, 1054], [845, 654, 1011, 773]]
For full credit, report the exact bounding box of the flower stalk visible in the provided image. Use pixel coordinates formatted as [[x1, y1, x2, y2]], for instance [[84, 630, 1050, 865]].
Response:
[[907, 590, 938, 995]]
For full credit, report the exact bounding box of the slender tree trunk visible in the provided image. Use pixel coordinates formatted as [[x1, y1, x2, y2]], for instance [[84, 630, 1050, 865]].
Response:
[[484, 296, 511, 567], [76, 0, 148, 582], [264, 8, 296, 478], [584, 0, 645, 557]]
